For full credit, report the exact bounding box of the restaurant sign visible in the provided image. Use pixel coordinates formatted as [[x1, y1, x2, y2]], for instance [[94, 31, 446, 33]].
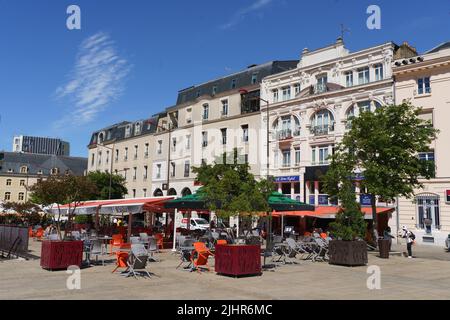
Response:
[[360, 194, 373, 206], [275, 176, 300, 183]]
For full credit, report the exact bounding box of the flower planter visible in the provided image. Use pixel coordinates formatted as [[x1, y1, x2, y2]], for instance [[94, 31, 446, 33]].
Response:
[[328, 240, 368, 267], [40, 240, 83, 271], [215, 245, 262, 277]]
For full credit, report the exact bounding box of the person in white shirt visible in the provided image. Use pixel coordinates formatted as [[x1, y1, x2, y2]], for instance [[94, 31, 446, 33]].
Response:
[[401, 226, 415, 258]]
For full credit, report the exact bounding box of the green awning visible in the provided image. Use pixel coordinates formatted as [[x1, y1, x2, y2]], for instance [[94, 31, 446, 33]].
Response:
[[268, 192, 315, 212], [164, 188, 207, 210]]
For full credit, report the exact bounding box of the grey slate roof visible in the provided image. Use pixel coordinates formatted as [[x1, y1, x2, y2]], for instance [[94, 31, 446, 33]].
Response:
[[425, 42, 450, 54], [0, 152, 87, 176], [176, 61, 298, 105]]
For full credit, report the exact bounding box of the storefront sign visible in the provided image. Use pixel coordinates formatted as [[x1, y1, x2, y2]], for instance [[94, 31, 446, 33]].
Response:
[[275, 176, 300, 183], [360, 194, 373, 206], [318, 195, 329, 205]]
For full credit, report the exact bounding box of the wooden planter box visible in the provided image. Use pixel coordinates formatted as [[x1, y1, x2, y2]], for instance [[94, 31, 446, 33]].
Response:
[[328, 240, 368, 267], [40, 240, 83, 271], [215, 245, 261, 277]]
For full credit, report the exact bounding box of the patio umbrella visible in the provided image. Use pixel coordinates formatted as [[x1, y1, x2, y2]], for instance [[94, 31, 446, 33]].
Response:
[[268, 192, 315, 212]]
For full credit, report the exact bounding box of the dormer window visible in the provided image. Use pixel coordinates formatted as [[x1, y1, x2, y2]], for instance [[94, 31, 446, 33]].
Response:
[[20, 166, 28, 174], [135, 122, 141, 135], [125, 125, 131, 137], [358, 67, 370, 85], [98, 132, 105, 144], [316, 75, 328, 93], [51, 168, 59, 175]]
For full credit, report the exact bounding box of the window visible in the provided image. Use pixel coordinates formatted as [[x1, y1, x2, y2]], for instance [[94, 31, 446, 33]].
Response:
[[172, 137, 177, 152], [272, 89, 279, 103], [416, 194, 440, 230], [358, 67, 370, 85], [37, 170, 43, 175], [125, 125, 131, 137], [132, 189, 136, 198], [221, 99, 228, 117], [143, 166, 148, 180], [418, 111, 433, 127], [171, 162, 176, 178], [374, 64, 383, 81], [98, 151, 102, 165], [186, 135, 191, 150], [6, 179, 12, 186], [294, 83, 301, 95], [115, 149, 119, 162], [184, 161, 190, 177], [106, 151, 109, 164], [312, 149, 316, 165], [134, 145, 138, 159], [135, 122, 141, 135], [282, 149, 291, 168], [18, 192, 25, 201], [20, 180, 25, 186], [251, 73, 258, 84], [418, 77, 431, 95], [316, 75, 327, 93], [20, 166, 28, 173], [345, 71, 353, 87], [212, 86, 217, 95], [282, 87, 291, 101], [295, 148, 301, 166], [319, 147, 329, 165], [156, 164, 162, 179], [242, 125, 249, 142], [157, 141, 162, 154], [124, 147, 128, 160], [201, 159, 207, 166], [133, 167, 137, 181], [202, 104, 209, 120], [311, 109, 334, 135], [91, 154, 95, 167], [231, 79, 237, 89], [4, 192, 11, 201], [144, 143, 149, 157], [244, 154, 249, 164], [202, 132, 208, 147], [274, 150, 279, 168], [143, 189, 147, 198], [221, 128, 227, 145], [196, 90, 201, 98], [358, 101, 371, 113]]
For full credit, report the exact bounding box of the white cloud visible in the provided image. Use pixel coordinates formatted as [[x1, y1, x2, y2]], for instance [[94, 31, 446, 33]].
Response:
[[54, 32, 131, 127], [220, 0, 273, 30]]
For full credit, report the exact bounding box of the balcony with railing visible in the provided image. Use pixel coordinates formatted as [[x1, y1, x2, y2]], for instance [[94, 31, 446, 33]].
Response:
[[310, 124, 335, 136]]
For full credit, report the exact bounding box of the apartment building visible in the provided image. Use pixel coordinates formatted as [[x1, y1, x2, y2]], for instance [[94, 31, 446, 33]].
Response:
[[393, 42, 450, 245], [0, 152, 87, 203], [260, 38, 415, 205], [87, 119, 159, 199], [13, 135, 70, 156], [150, 61, 298, 197]]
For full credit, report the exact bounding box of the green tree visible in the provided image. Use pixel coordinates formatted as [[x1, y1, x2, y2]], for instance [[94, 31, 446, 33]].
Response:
[[192, 149, 273, 233], [29, 175, 97, 238], [325, 101, 438, 243], [86, 171, 128, 200]]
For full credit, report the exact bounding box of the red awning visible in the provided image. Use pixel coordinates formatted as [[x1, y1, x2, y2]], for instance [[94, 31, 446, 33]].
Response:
[[272, 206, 395, 219]]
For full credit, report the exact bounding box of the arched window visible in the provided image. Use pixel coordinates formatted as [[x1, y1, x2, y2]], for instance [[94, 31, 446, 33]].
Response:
[[181, 188, 192, 197], [20, 166, 28, 174], [6, 179, 12, 186], [168, 188, 177, 196], [153, 188, 163, 197], [18, 193, 25, 201], [98, 132, 105, 144], [4, 192, 11, 201], [135, 122, 142, 135], [310, 109, 334, 135], [272, 115, 301, 139], [416, 193, 440, 231]]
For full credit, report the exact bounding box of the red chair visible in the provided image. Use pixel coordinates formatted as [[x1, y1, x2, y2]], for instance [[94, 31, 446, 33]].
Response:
[[216, 239, 227, 246], [191, 242, 214, 272], [112, 251, 129, 273], [154, 233, 164, 250], [35, 228, 44, 241], [110, 234, 124, 255]]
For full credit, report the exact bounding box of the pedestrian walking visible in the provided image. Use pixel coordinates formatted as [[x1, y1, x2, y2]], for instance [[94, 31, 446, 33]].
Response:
[[401, 226, 416, 258]]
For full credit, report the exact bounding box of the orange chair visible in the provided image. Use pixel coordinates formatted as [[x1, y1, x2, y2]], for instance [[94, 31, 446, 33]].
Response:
[[191, 242, 214, 272], [304, 232, 312, 237], [110, 234, 124, 255], [28, 227, 33, 238], [216, 239, 227, 246], [112, 251, 129, 273], [320, 233, 328, 240], [35, 228, 44, 241], [154, 233, 164, 250]]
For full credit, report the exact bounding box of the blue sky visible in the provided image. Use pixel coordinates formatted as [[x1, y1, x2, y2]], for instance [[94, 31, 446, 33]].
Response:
[[0, 0, 449, 157]]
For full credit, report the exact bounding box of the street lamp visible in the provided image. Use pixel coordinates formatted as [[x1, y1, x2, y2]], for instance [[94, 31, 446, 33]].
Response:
[[239, 89, 273, 269]]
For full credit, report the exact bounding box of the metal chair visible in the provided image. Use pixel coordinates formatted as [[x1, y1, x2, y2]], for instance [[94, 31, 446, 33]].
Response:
[[90, 239, 105, 266], [130, 236, 141, 244], [147, 237, 160, 262], [123, 244, 152, 279]]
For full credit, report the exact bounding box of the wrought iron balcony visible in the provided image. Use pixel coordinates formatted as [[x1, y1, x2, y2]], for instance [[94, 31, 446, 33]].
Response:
[[276, 129, 293, 140], [310, 124, 334, 136]]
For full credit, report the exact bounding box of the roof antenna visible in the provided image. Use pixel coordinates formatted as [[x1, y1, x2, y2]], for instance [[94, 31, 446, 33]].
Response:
[[340, 23, 350, 42]]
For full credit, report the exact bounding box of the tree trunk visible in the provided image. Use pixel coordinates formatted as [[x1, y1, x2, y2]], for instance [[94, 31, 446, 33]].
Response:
[[371, 193, 378, 248]]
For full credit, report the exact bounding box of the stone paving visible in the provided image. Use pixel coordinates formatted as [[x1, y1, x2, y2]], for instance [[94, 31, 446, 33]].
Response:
[[1, 240, 449, 300]]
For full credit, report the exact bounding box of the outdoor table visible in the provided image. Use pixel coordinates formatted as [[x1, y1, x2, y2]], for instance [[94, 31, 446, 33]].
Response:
[[215, 244, 261, 277], [91, 236, 112, 255]]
